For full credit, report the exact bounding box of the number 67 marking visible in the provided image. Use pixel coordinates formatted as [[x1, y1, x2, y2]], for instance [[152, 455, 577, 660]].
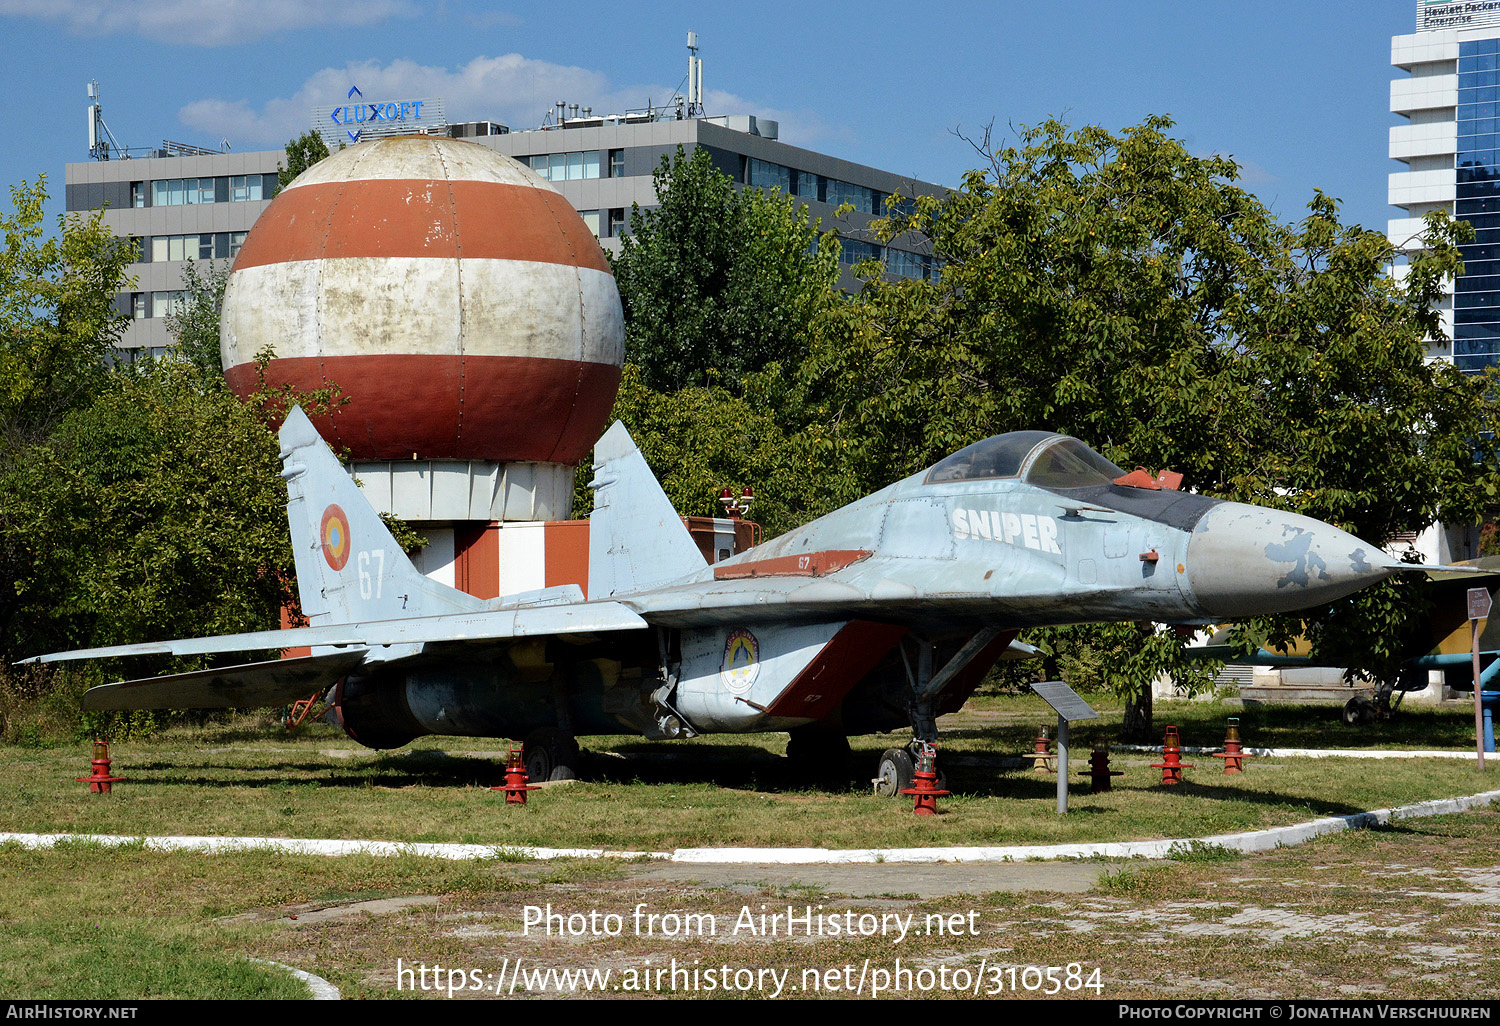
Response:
[[358, 549, 385, 599]]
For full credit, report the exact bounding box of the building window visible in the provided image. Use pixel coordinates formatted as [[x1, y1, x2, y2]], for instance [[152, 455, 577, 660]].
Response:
[[579, 210, 600, 237], [131, 293, 146, 320], [607, 207, 626, 238], [748, 158, 792, 194], [825, 179, 880, 215], [887, 249, 932, 280], [838, 239, 882, 267], [144, 174, 270, 206], [529, 151, 602, 182], [608, 149, 624, 178], [143, 231, 251, 262], [150, 290, 184, 319]]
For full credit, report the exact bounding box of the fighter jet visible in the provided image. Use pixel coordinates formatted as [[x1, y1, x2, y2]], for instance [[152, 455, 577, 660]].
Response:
[[25, 408, 1453, 792]]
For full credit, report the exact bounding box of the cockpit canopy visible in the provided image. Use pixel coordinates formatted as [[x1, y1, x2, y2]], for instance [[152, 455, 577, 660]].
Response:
[[925, 432, 1127, 490]]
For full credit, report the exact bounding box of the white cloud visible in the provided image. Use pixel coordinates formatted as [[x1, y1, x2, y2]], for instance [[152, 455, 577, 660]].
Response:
[[0, 0, 417, 46], [179, 55, 836, 152]]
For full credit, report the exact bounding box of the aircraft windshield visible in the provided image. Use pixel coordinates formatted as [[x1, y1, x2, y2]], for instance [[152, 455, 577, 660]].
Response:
[[1021, 437, 1127, 490], [925, 431, 1063, 484], [924, 432, 1125, 488]]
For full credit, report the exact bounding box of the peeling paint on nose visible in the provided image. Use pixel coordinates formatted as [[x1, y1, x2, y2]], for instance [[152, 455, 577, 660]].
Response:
[[1184, 504, 1398, 619], [1263, 529, 1331, 589]]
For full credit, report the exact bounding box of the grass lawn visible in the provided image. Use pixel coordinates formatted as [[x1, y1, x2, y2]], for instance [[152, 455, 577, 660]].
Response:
[[2, 696, 1493, 851]]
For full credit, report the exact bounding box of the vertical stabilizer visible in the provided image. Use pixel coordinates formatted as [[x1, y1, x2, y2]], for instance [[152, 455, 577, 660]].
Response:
[[588, 422, 706, 598], [279, 407, 484, 625]]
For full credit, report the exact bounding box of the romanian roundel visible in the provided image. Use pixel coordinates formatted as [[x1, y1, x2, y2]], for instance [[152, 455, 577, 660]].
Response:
[[320, 505, 352, 571], [219, 136, 625, 465]]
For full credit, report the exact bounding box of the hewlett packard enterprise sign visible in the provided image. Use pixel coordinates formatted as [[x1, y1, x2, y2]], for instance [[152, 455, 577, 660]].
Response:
[[312, 87, 446, 147], [1420, 0, 1500, 31]]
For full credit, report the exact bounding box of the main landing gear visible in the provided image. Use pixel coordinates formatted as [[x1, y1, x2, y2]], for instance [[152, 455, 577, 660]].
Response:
[[521, 727, 579, 782], [874, 744, 948, 797]]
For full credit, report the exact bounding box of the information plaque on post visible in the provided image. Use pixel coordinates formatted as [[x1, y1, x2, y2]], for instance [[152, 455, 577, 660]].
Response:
[[1469, 587, 1491, 770], [1030, 680, 1100, 814]]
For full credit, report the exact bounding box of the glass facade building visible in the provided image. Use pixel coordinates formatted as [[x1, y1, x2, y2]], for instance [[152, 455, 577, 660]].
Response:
[[1455, 38, 1500, 370], [1390, 20, 1500, 373]]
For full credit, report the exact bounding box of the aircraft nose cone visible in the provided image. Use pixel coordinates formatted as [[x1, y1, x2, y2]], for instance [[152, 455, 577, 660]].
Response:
[[1184, 503, 1395, 619]]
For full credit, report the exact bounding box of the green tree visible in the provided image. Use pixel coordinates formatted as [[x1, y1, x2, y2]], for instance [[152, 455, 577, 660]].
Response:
[[611, 146, 841, 392], [165, 260, 229, 383], [576, 364, 824, 539], [0, 177, 135, 439], [278, 130, 330, 189], [792, 117, 1500, 733], [0, 360, 295, 666]]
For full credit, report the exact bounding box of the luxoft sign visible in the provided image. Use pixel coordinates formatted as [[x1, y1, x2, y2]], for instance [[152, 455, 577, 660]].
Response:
[[1419, 0, 1500, 31], [311, 86, 446, 147]]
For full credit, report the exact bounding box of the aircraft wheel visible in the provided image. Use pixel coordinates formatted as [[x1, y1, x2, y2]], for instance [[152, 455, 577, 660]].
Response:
[[522, 728, 579, 782], [1342, 696, 1377, 726], [875, 748, 915, 797]]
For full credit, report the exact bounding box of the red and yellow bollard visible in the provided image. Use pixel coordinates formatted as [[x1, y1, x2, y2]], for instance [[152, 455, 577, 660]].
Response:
[[1080, 741, 1125, 793], [1150, 725, 1194, 785], [1024, 727, 1056, 773], [491, 747, 540, 805], [1210, 718, 1252, 774], [900, 743, 950, 816], [77, 739, 125, 794]]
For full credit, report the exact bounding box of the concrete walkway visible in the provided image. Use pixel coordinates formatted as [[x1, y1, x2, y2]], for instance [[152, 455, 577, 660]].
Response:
[[5, 787, 1498, 866]]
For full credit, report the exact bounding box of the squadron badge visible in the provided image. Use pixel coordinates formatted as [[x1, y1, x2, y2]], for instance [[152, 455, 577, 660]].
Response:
[[720, 628, 760, 694]]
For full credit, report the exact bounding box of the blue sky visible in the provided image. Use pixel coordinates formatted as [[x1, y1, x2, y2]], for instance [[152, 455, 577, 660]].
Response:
[[0, 1, 1421, 236]]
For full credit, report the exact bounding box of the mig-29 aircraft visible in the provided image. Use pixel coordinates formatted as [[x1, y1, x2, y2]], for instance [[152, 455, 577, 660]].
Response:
[[25, 408, 1453, 792]]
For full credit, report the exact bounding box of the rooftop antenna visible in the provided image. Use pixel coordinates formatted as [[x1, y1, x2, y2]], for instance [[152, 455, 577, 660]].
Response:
[[686, 31, 704, 117], [86, 81, 126, 161]]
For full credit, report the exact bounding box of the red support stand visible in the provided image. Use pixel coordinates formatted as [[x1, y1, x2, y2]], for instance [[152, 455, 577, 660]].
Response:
[[1024, 727, 1056, 773], [77, 739, 125, 794], [900, 743, 950, 816], [491, 747, 541, 805], [1210, 717, 1252, 774], [1150, 725, 1194, 785], [1080, 741, 1125, 793]]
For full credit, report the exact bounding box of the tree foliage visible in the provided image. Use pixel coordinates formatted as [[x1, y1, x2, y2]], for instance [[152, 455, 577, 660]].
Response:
[[786, 116, 1500, 703], [0, 360, 294, 666], [165, 259, 230, 383], [611, 146, 841, 392], [0, 177, 135, 439], [278, 130, 329, 189], [600, 117, 1500, 723], [0, 177, 338, 673], [576, 364, 829, 539]]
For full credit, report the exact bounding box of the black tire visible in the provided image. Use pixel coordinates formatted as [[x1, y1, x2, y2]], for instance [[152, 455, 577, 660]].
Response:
[[522, 728, 579, 782], [1342, 696, 1377, 726], [875, 748, 915, 797]]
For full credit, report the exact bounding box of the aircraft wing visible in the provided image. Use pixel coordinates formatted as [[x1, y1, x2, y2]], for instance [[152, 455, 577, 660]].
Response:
[[20, 601, 649, 666], [80, 653, 370, 711]]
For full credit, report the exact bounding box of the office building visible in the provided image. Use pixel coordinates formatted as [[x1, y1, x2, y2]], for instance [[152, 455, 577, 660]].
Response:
[[66, 103, 946, 358], [1390, 1, 1500, 372]]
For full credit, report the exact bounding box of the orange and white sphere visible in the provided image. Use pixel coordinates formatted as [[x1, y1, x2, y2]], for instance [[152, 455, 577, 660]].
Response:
[[220, 136, 624, 465]]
